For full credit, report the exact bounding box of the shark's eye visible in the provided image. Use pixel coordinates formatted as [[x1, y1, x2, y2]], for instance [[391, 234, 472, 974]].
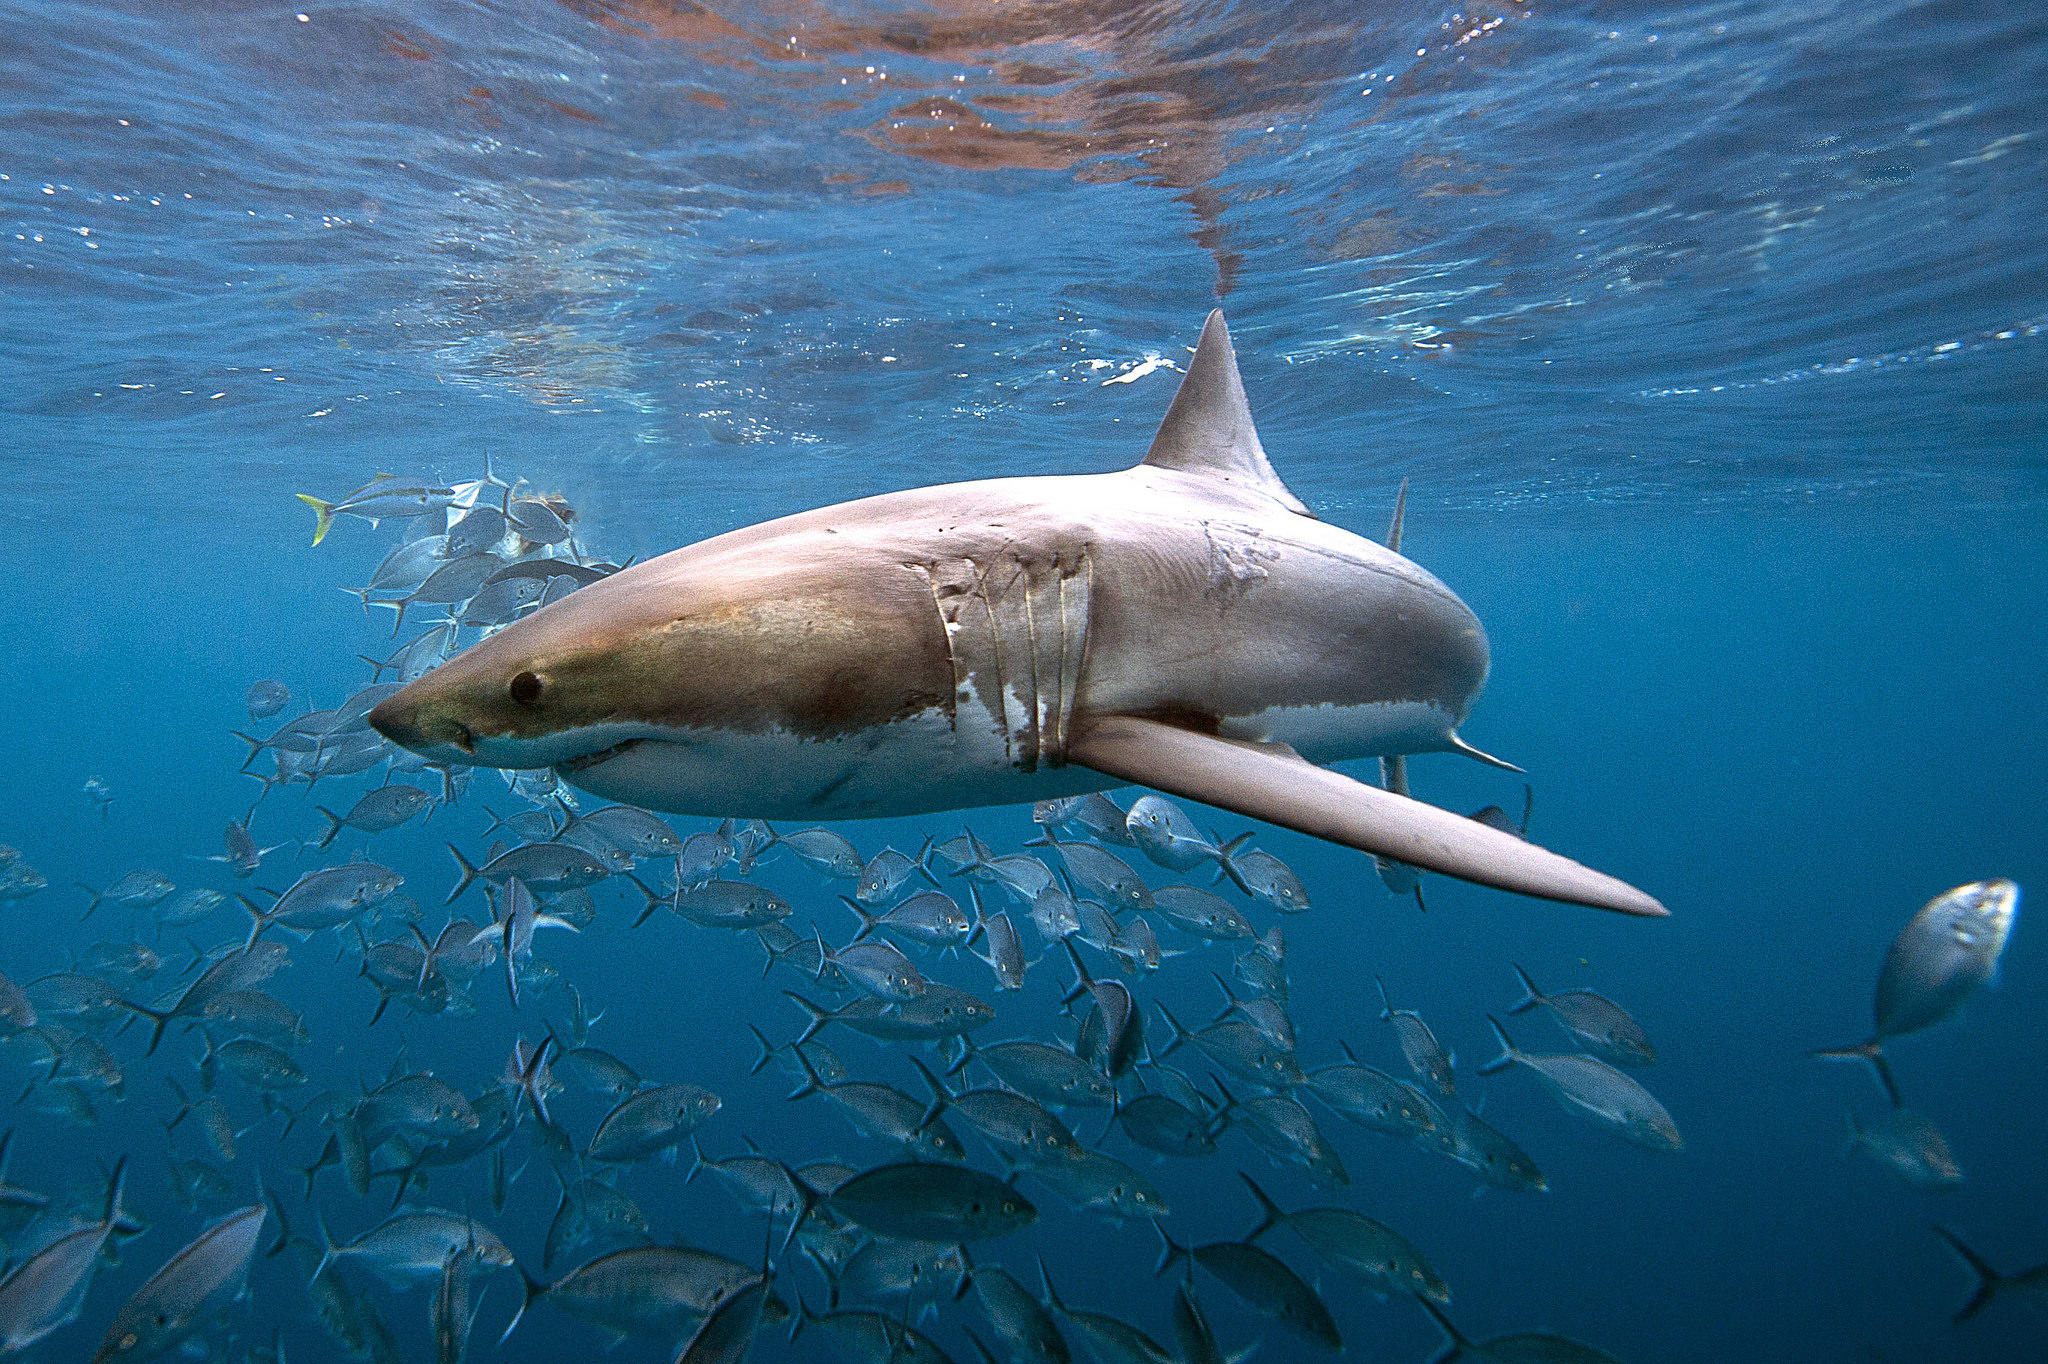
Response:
[[509, 671, 544, 705]]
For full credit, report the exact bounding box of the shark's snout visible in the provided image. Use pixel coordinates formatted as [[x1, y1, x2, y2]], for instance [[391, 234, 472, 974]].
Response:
[[369, 693, 474, 759]]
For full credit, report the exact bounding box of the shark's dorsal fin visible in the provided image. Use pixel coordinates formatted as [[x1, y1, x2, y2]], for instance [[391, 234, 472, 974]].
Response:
[[1140, 310, 1312, 517]]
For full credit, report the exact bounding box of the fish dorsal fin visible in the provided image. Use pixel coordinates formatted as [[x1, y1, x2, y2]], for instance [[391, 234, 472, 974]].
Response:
[[1140, 310, 1312, 517]]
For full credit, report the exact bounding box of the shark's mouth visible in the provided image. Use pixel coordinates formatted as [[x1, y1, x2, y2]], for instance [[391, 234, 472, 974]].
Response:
[[556, 737, 645, 775]]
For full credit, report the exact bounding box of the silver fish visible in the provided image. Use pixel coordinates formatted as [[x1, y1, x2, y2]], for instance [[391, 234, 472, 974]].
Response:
[[576, 805, 682, 858], [318, 1208, 513, 1291], [1219, 842, 1310, 913], [1815, 878, 2020, 1103], [765, 824, 864, 879], [968, 901, 1029, 991], [1240, 1172, 1449, 1304], [1035, 830, 1153, 911], [1216, 1086, 1349, 1187], [1448, 1109, 1546, 1191], [1151, 886, 1254, 941], [822, 934, 928, 1002], [787, 1056, 966, 1163], [447, 840, 607, 903], [1115, 1091, 1217, 1159], [506, 1244, 770, 1344], [587, 1084, 721, 1163], [315, 785, 434, 848], [0, 1161, 122, 1351], [845, 890, 973, 950], [1156, 1004, 1301, 1090], [1125, 794, 1221, 873], [915, 1060, 1085, 1168], [856, 844, 929, 904], [1041, 1263, 1174, 1364], [1846, 1108, 1963, 1188], [1508, 963, 1656, 1067], [245, 679, 291, 719], [1019, 1150, 1169, 1221], [839, 1237, 970, 1304], [957, 1038, 1115, 1110], [1377, 976, 1455, 1100], [1154, 1227, 1342, 1353], [93, 1204, 266, 1363], [972, 1264, 1070, 1364], [666, 879, 790, 931], [1481, 1017, 1683, 1151], [1033, 793, 1134, 847], [75, 869, 174, 917], [810, 1162, 1035, 1244]]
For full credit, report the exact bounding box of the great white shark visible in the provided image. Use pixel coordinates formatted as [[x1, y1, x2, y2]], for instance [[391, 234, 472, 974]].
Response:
[[370, 312, 1664, 917]]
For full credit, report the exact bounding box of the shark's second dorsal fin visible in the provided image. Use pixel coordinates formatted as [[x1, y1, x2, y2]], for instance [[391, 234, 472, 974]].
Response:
[[1139, 310, 1312, 517]]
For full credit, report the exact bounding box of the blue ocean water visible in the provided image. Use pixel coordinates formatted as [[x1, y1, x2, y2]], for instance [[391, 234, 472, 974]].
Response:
[[2, 0, 2045, 1360]]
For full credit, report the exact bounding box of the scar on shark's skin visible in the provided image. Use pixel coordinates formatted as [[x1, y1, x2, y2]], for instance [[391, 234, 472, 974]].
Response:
[[373, 312, 1664, 918]]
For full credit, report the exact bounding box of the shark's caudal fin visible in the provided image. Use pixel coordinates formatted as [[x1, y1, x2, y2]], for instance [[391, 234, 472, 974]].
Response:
[[1068, 715, 1666, 917], [1138, 311, 1313, 517]]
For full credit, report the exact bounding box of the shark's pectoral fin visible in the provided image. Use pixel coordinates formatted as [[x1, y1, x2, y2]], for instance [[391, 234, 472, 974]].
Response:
[[1068, 715, 1666, 918]]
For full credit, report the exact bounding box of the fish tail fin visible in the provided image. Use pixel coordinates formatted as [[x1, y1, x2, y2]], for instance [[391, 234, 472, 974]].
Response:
[[120, 1000, 174, 1056], [1038, 1258, 1069, 1316], [445, 842, 479, 905], [1216, 832, 1257, 894], [747, 1025, 778, 1077], [239, 894, 270, 949], [260, 1179, 291, 1257], [945, 1032, 979, 1078], [1208, 1076, 1240, 1131], [839, 895, 881, 942], [1934, 1226, 2003, 1323], [782, 991, 832, 1049], [684, 1134, 706, 1185], [1207, 971, 1242, 1022], [777, 1161, 823, 1258], [1151, 1220, 1190, 1278], [296, 493, 336, 545], [310, 1204, 338, 1281], [100, 1154, 129, 1230], [1237, 1171, 1288, 1241], [1374, 974, 1394, 1022], [313, 807, 345, 851], [783, 1032, 826, 1101], [500, 1263, 547, 1346], [1155, 1002, 1195, 1058], [301, 1134, 337, 1198], [627, 872, 664, 928], [910, 1058, 953, 1130], [1477, 1016, 1518, 1077], [1418, 1299, 1471, 1361], [1506, 963, 1544, 1014], [1810, 1040, 1902, 1105], [74, 882, 104, 920]]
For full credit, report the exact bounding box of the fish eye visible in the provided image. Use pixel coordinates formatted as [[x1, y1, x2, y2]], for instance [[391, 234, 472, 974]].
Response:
[[509, 671, 545, 705]]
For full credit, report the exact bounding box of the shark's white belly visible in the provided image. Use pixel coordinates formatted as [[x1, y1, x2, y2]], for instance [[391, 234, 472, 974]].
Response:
[[555, 701, 1118, 820], [557, 692, 1460, 820]]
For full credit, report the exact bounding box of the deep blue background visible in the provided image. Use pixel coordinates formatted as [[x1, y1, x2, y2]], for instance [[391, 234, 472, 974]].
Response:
[[2, 2, 2044, 1361]]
